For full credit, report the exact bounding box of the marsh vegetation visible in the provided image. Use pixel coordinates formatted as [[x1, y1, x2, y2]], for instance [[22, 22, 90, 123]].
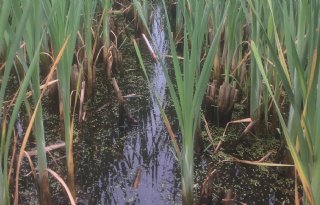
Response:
[[0, 0, 319, 204]]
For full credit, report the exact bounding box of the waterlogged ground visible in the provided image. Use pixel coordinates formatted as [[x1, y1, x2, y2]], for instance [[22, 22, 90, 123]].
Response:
[[17, 3, 297, 205], [74, 6, 182, 204], [198, 117, 297, 204]]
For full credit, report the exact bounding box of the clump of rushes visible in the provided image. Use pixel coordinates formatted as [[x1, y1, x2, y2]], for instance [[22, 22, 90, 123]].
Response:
[[251, 0, 320, 204], [43, 0, 83, 199], [241, 0, 278, 127], [0, 1, 35, 203], [0, 0, 82, 203], [207, 1, 244, 126], [18, 1, 51, 204], [133, 0, 228, 204], [0, 0, 98, 203], [0, 0, 114, 204]]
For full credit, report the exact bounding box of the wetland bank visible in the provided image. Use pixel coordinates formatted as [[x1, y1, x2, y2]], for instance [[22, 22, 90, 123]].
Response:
[[1, 0, 319, 205]]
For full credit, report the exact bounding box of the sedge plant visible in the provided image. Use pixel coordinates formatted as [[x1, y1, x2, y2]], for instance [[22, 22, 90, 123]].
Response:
[[43, 0, 83, 197], [18, 0, 51, 203], [240, 0, 284, 127], [0, 1, 34, 203], [251, 0, 320, 204]]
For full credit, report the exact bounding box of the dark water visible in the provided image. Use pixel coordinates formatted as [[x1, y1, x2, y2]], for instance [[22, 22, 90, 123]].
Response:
[[75, 4, 182, 205]]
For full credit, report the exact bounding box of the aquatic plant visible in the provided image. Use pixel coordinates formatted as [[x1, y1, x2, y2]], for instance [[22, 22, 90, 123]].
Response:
[[0, 1, 43, 204], [0, 0, 83, 203], [16, 1, 51, 203], [83, 0, 98, 98], [44, 0, 83, 198], [250, 0, 320, 204], [0, 0, 319, 204], [102, 0, 113, 78]]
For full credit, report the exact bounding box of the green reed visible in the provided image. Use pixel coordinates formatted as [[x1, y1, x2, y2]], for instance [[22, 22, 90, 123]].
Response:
[[19, 0, 51, 203], [102, 0, 112, 50], [44, 0, 83, 198], [251, 0, 320, 204], [1, 0, 84, 203], [0, 1, 33, 203], [83, 0, 97, 97]]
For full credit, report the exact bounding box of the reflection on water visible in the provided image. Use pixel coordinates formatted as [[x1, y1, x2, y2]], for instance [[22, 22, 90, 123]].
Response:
[[76, 4, 181, 205]]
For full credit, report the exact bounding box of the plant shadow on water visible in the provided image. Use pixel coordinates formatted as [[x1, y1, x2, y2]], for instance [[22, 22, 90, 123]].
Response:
[[75, 4, 181, 205]]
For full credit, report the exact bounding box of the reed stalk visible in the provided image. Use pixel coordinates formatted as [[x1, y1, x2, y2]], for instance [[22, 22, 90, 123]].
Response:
[[103, 0, 112, 50], [83, 0, 97, 98], [102, 0, 114, 79]]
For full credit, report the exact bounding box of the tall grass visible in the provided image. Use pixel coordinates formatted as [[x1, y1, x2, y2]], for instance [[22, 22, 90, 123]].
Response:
[[0, 1, 33, 203], [251, 0, 320, 204], [222, 1, 244, 85], [134, 0, 227, 204], [44, 0, 83, 197], [0, 0, 83, 203], [19, 0, 51, 203], [247, 0, 263, 119]]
